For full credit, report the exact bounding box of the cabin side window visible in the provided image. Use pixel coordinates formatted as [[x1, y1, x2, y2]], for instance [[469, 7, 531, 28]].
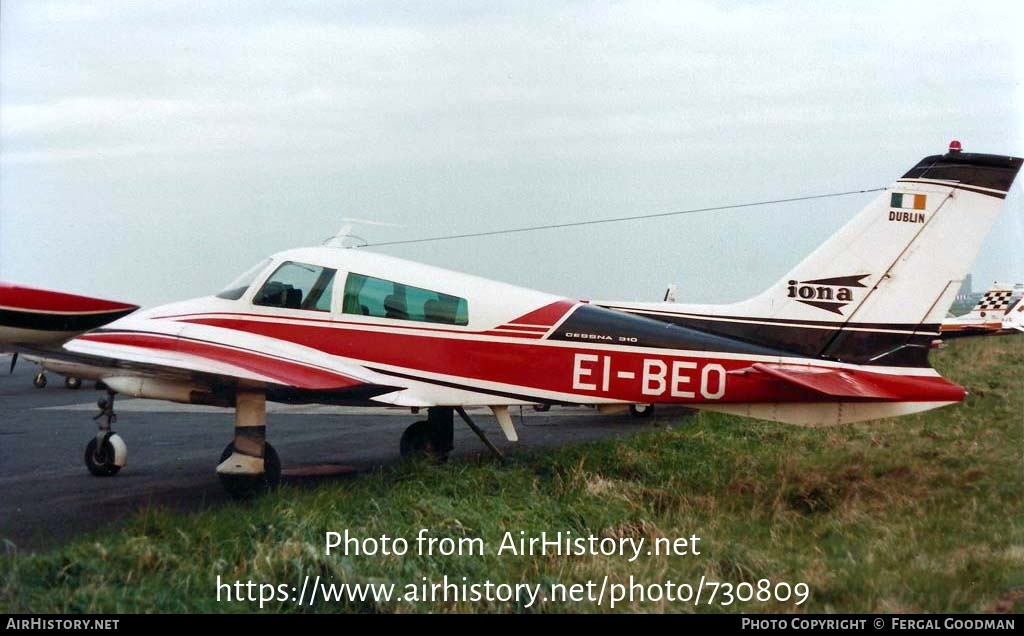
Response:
[[342, 273, 468, 326], [252, 261, 336, 311]]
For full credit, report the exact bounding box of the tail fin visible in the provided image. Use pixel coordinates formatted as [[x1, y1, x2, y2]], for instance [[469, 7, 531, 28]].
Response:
[[601, 144, 1022, 366], [1001, 295, 1024, 333], [961, 283, 1020, 319], [738, 147, 1021, 325]]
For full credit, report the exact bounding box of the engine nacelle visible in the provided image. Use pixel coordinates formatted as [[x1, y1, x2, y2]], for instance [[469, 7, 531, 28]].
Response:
[[101, 376, 230, 406]]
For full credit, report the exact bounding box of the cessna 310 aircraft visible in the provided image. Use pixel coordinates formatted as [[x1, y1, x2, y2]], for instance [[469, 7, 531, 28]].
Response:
[[1, 142, 1020, 498]]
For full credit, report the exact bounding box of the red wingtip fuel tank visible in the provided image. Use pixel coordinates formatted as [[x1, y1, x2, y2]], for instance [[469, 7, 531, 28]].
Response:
[[0, 282, 139, 346]]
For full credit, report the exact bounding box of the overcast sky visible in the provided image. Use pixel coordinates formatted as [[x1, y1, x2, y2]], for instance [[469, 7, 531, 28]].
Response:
[[1, 1, 1021, 307]]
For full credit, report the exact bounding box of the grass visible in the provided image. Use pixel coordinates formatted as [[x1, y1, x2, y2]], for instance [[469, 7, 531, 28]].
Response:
[[1, 336, 1022, 613]]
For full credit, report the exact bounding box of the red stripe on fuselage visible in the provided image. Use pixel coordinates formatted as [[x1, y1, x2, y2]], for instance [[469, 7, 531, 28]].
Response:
[[176, 316, 963, 404], [505, 300, 577, 328], [77, 332, 364, 391], [164, 311, 547, 339], [495, 325, 550, 333], [481, 331, 543, 339], [160, 310, 507, 338], [0, 282, 138, 314]]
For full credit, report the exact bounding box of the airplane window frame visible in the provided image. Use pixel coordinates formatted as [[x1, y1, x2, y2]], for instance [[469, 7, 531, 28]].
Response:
[[342, 272, 469, 326], [251, 261, 337, 312]]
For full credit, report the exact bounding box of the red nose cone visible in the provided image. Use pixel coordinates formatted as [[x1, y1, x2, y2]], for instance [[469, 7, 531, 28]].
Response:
[[948, 140, 962, 153]]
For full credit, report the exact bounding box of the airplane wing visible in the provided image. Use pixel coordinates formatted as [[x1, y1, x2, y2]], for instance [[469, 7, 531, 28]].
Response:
[[2, 282, 406, 403], [743, 362, 964, 401], [65, 321, 403, 400]]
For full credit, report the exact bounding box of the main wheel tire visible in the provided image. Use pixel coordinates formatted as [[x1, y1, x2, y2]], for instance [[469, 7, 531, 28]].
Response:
[[33, 373, 47, 389], [400, 420, 449, 462], [84, 436, 121, 477], [629, 403, 654, 418], [65, 376, 82, 390], [532, 404, 551, 412], [218, 441, 281, 499]]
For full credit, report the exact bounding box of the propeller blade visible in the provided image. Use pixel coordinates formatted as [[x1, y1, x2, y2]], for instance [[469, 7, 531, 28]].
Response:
[[9, 352, 17, 374]]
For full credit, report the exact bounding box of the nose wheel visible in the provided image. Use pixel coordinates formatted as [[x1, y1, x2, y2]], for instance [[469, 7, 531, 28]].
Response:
[[85, 433, 126, 476], [85, 391, 127, 476]]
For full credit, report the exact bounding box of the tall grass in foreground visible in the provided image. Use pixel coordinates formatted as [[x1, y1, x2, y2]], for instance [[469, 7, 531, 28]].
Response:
[[1, 336, 1021, 613]]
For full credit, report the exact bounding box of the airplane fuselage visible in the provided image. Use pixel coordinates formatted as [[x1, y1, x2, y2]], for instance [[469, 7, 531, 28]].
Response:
[[63, 247, 963, 424]]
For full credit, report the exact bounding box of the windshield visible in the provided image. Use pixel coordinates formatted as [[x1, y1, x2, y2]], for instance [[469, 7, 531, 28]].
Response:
[[252, 261, 336, 311], [215, 258, 271, 300]]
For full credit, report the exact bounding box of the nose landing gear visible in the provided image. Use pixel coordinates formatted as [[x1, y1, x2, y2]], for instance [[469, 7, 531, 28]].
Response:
[[85, 391, 127, 476]]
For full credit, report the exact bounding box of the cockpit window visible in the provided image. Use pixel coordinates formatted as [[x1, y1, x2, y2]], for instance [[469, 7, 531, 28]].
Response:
[[342, 272, 468, 325], [252, 261, 336, 312], [216, 258, 271, 300]]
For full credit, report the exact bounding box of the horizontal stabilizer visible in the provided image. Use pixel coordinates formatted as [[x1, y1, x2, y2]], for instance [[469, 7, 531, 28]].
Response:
[[747, 363, 964, 402]]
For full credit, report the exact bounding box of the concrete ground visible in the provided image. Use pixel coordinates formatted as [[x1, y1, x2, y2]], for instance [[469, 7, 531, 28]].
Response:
[[0, 356, 687, 551]]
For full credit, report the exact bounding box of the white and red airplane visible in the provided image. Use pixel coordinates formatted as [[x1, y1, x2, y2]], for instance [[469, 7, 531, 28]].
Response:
[[1001, 295, 1024, 334], [1, 143, 1020, 498], [938, 282, 1023, 337]]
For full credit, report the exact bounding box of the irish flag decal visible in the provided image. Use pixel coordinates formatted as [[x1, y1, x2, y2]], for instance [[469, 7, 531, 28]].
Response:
[[891, 192, 926, 210]]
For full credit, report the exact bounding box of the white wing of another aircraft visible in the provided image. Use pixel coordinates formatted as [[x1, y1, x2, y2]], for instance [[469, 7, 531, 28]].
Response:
[[939, 282, 1023, 338]]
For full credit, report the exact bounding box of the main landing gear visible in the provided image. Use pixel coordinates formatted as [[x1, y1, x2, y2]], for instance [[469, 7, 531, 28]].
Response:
[[77, 390, 515, 498], [216, 391, 281, 499], [400, 407, 455, 462], [85, 391, 127, 476], [630, 403, 654, 418], [399, 406, 512, 463]]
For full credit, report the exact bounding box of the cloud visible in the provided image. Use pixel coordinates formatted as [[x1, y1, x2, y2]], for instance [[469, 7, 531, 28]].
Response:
[[0, 1, 1020, 304]]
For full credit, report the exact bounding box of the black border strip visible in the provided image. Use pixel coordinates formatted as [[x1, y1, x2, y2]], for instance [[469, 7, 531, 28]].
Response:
[[599, 306, 940, 334], [369, 367, 551, 404], [0, 307, 136, 332], [895, 179, 1007, 199]]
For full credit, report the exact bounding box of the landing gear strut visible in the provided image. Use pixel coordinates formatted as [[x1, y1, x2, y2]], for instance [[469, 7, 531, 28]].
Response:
[[217, 391, 280, 499], [85, 391, 127, 476], [400, 407, 454, 462]]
